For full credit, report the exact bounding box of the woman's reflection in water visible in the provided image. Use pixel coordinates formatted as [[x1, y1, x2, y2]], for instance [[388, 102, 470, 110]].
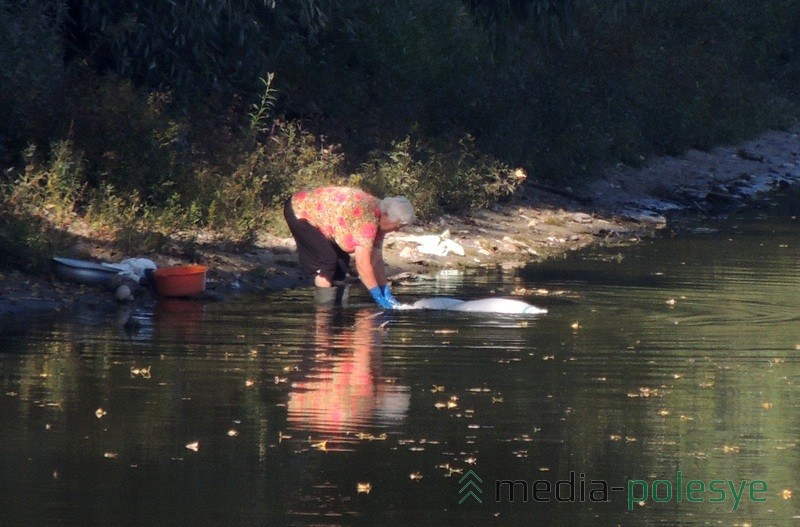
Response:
[[287, 308, 410, 434]]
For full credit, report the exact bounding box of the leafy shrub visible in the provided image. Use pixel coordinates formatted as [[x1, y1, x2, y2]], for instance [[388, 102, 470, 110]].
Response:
[[0, 0, 65, 145], [68, 1, 332, 104], [4, 141, 84, 225], [353, 135, 525, 219], [205, 121, 345, 238], [59, 71, 183, 199], [0, 210, 73, 271]]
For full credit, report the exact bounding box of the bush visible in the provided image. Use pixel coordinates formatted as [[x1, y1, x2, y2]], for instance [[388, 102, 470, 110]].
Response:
[[204, 121, 346, 238], [0, 210, 73, 271], [4, 141, 84, 225], [0, 0, 65, 146], [353, 135, 526, 219], [58, 71, 184, 199]]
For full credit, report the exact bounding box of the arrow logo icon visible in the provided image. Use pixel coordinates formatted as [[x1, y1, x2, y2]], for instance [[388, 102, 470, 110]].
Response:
[[458, 470, 483, 504]]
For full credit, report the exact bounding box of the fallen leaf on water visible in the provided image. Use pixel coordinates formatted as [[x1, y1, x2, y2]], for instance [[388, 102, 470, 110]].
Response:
[[245, 379, 255, 387], [95, 408, 107, 419], [762, 402, 773, 409], [610, 434, 622, 441], [357, 432, 387, 441], [356, 482, 372, 494], [104, 452, 118, 459], [658, 409, 670, 417], [570, 322, 581, 330], [227, 429, 239, 437], [665, 298, 676, 306], [186, 441, 199, 452], [722, 445, 740, 454], [409, 472, 423, 481], [782, 489, 793, 499], [430, 385, 444, 393], [447, 395, 459, 409], [628, 387, 660, 398], [131, 366, 151, 379]]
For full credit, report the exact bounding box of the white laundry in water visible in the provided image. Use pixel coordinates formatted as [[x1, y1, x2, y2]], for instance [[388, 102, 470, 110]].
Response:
[[398, 297, 547, 315]]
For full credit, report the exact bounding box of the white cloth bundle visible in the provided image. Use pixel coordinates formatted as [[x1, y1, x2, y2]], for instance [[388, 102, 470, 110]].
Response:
[[398, 297, 547, 315]]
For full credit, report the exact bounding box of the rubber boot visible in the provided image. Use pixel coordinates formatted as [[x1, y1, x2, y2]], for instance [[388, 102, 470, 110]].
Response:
[[314, 285, 349, 307]]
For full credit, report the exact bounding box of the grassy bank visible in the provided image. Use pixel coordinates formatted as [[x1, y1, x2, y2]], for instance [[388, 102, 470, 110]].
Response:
[[2, 0, 800, 270]]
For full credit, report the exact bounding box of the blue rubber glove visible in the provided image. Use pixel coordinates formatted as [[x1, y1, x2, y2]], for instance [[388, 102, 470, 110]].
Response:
[[369, 286, 394, 309], [380, 284, 400, 307]]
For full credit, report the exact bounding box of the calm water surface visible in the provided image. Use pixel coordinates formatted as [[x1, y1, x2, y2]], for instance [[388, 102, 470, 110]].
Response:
[[3, 202, 800, 526]]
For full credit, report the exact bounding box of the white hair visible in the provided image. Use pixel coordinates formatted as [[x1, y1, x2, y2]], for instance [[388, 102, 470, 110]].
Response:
[[379, 196, 416, 225]]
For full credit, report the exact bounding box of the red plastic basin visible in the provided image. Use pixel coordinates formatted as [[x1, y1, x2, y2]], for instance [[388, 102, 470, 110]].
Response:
[[152, 265, 208, 297]]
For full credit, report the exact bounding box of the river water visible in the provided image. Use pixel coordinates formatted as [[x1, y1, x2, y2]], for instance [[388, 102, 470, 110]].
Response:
[[2, 197, 800, 526]]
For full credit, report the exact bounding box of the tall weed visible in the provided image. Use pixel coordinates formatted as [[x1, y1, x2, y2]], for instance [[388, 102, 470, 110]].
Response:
[[5, 141, 84, 225]]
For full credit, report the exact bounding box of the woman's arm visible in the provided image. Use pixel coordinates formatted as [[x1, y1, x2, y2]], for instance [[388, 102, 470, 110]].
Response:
[[355, 245, 394, 308], [371, 246, 388, 285], [354, 245, 388, 288], [354, 246, 379, 289]]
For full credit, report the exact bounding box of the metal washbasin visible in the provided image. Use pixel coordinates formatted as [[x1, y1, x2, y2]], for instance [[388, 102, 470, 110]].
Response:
[[51, 257, 122, 287]]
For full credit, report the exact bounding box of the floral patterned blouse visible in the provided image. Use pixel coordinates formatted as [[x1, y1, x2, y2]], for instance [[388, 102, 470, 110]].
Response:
[[291, 186, 382, 253]]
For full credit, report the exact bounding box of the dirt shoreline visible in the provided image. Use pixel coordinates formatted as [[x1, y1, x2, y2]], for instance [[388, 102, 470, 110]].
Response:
[[2, 125, 799, 323]]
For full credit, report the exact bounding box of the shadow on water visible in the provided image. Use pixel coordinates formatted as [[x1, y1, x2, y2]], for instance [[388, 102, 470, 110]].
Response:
[[4, 194, 800, 525]]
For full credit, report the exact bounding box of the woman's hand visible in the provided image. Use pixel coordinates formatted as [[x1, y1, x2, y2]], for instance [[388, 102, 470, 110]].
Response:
[[369, 286, 394, 309], [380, 285, 400, 307]]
